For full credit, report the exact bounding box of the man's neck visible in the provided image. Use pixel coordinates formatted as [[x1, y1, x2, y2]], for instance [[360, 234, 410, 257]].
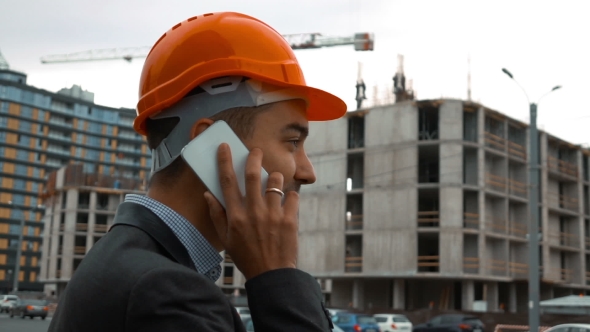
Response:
[[146, 182, 223, 252]]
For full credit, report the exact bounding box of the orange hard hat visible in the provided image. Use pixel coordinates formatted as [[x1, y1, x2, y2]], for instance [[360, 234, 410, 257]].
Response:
[[134, 12, 347, 135]]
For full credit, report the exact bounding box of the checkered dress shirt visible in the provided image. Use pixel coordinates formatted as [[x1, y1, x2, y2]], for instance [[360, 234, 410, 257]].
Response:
[[124, 194, 223, 282]]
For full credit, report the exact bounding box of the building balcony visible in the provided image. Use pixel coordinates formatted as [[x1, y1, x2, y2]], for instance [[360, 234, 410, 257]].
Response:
[[586, 237, 590, 251], [345, 214, 363, 231], [463, 212, 479, 230], [224, 253, 233, 264], [223, 276, 233, 285], [507, 141, 526, 160], [485, 259, 507, 277], [485, 173, 507, 192], [76, 223, 88, 232], [484, 132, 506, 152], [509, 262, 528, 279], [463, 257, 479, 274], [544, 267, 574, 283], [547, 192, 578, 212], [486, 218, 507, 234], [547, 156, 578, 178], [74, 246, 86, 255], [417, 211, 439, 228], [586, 271, 590, 285], [548, 232, 580, 248], [417, 255, 439, 273], [509, 221, 527, 238], [508, 178, 527, 198], [345, 256, 362, 273], [94, 224, 108, 233], [56, 270, 61, 278]]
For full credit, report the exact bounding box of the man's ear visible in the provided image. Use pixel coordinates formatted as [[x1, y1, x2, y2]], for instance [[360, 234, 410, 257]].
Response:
[[190, 118, 215, 140]]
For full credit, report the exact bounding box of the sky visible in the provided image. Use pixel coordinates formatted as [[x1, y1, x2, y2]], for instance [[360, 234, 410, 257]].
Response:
[[1, 0, 589, 145]]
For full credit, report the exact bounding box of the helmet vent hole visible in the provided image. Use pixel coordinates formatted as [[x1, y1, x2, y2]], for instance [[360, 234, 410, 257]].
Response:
[[211, 82, 233, 89], [204, 13, 214, 16], [172, 23, 181, 30], [188, 16, 198, 22]]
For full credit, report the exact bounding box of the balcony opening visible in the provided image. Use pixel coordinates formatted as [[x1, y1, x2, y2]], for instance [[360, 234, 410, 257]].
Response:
[[548, 249, 574, 283], [585, 219, 590, 251], [484, 115, 506, 151], [463, 234, 479, 274], [76, 212, 89, 232], [485, 153, 507, 192], [348, 116, 365, 149], [586, 254, 590, 285], [507, 124, 526, 160], [56, 258, 62, 278], [508, 161, 527, 198], [223, 266, 234, 285], [418, 188, 439, 228], [74, 235, 86, 255], [418, 145, 439, 183], [584, 156, 589, 181], [485, 237, 507, 277], [418, 233, 439, 272], [485, 195, 507, 234], [463, 190, 479, 229], [95, 214, 108, 233], [59, 213, 65, 232], [346, 153, 364, 191], [345, 194, 363, 230], [463, 146, 478, 185], [345, 235, 362, 273], [418, 105, 438, 141], [463, 106, 478, 142], [509, 201, 527, 238], [509, 242, 528, 279], [584, 186, 589, 215], [97, 194, 109, 210], [556, 216, 579, 248], [61, 192, 67, 209], [547, 141, 578, 178], [78, 192, 90, 209], [57, 236, 63, 255]]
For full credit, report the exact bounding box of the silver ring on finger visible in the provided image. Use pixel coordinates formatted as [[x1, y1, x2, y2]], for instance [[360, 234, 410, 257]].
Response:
[[265, 187, 284, 197]]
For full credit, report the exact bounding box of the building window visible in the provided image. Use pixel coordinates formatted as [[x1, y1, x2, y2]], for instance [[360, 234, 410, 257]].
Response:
[[83, 164, 95, 173], [15, 165, 27, 175], [30, 196, 37, 207], [32, 168, 40, 178], [9, 224, 20, 235], [12, 194, 25, 205], [16, 150, 28, 160], [19, 120, 32, 132], [21, 106, 33, 118], [0, 102, 8, 113], [18, 135, 31, 147], [0, 116, 7, 127], [31, 182, 39, 193], [14, 179, 25, 190]]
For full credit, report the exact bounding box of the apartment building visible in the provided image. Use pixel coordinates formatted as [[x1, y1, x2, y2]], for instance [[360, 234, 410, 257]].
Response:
[[297, 99, 590, 313], [39, 164, 144, 296], [0, 55, 150, 292]]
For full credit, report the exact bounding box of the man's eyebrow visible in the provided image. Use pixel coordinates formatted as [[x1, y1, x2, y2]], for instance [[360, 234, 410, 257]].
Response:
[[282, 123, 309, 137]]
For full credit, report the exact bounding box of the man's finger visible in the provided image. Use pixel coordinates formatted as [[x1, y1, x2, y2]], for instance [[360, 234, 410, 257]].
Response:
[[244, 148, 264, 209], [282, 191, 300, 220], [217, 143, 243, 212], [264, 172, 284, 209]]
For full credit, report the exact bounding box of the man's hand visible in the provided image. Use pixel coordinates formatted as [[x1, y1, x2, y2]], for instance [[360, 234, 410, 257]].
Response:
[[204, 143, 299, 280]]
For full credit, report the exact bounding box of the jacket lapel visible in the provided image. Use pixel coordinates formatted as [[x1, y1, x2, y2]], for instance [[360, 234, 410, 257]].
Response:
[[110, 202, 196, 270]]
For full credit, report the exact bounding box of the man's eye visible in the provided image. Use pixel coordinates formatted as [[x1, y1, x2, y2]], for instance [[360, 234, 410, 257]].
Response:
[[289, 140, 300, 148]]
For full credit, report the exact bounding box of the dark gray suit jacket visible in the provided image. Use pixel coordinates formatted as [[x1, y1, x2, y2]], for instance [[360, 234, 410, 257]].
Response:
[[48, 202, 333, 331]]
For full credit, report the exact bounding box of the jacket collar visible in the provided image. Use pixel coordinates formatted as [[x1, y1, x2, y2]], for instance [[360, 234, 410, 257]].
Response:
[[110, 202, 196, 270]]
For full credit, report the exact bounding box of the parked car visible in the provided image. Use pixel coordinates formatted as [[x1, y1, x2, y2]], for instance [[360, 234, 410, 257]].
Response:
[[374, 314, 412, 332], [412, 314, 484, 332], [332, 312, 381, 332], [242, 315, 345, 331], [235, 306, 251, 317], [545, 324, 590, 332], [9, 299, 49, 319], [328, 308, 349, 318], [0, 295, 19, 313]]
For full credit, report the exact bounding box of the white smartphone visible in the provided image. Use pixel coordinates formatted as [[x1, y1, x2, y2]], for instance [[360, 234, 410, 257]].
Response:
[[180, 120, 269, 209]]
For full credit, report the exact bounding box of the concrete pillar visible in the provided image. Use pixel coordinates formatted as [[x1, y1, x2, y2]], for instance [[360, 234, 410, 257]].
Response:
[[462, 280, 474, 311], [393, 279, 405, 309], [485, 282, 499, 312], [352, 279, 365, 310], [509, 283, 517, 313]]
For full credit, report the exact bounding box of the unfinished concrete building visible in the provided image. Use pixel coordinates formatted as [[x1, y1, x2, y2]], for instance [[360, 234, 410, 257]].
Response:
[[298, 99, 590, 313]]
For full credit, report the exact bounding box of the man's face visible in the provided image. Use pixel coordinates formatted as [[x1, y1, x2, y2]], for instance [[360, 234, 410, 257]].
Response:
[[241, 99, 316, 193]]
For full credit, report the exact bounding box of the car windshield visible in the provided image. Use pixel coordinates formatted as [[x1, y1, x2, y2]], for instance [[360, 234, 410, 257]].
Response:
[[375, 317, 388, 323], [23, 300, 46, 305], [394, 317, 410, 323], [358, 317, 378, 324], [463, 317, 482, 324]]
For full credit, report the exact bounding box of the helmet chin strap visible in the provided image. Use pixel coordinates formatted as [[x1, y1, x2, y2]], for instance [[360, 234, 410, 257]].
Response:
[[148, 76, 306, 177]]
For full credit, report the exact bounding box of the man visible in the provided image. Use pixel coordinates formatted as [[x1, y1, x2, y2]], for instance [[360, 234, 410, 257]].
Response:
[[48, 12, 346, 331]]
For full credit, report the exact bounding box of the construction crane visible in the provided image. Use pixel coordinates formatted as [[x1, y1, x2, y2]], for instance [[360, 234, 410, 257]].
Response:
[[40, 32, 374, 64]]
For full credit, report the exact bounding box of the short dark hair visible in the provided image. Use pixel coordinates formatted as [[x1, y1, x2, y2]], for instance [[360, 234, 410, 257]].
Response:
[[145, 104, 272, 188]]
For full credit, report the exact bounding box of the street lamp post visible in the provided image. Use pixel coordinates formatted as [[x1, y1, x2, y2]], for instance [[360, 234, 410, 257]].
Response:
[[502, 68, 561, 332]]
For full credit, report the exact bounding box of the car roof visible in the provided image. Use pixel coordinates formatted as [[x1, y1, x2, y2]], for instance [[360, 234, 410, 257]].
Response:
[[374, 314, 408, 317]]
